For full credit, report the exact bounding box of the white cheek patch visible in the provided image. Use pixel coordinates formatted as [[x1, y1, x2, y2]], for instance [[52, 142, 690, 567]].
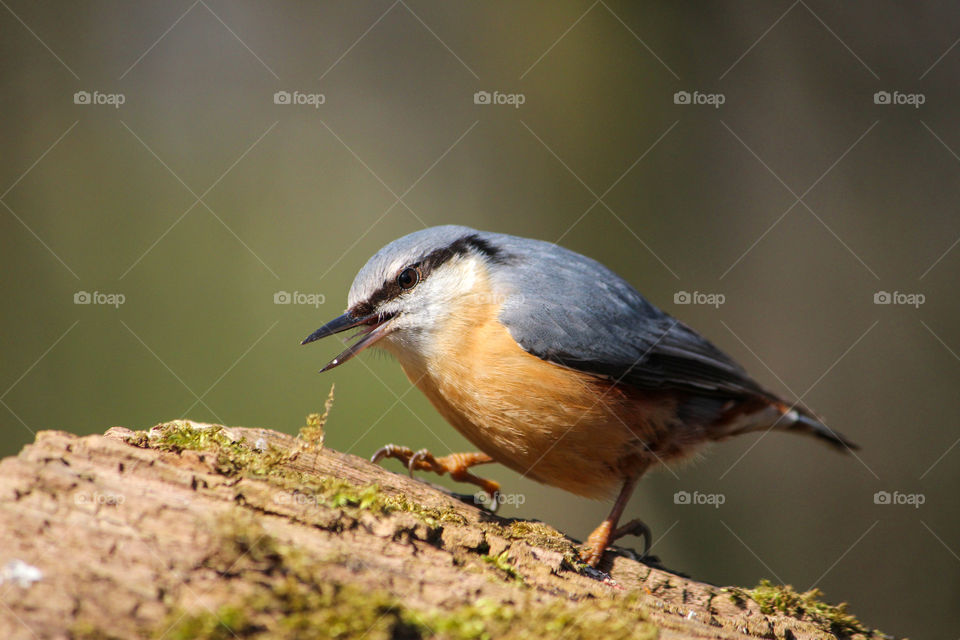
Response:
[[421, 258, 480, 303], [383, 257, 486, 356]]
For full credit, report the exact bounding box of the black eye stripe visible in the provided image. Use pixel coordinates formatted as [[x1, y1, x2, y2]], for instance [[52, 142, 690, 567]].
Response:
[[353, 234, 512, 315]]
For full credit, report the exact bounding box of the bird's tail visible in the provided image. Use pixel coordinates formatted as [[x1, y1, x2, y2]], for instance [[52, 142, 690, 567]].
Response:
[[720, 399, 859, 452], [780, 405, 859, 452]]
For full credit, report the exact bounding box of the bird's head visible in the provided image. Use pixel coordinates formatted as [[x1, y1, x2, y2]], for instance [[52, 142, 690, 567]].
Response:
[[301, 226, 509, 371]]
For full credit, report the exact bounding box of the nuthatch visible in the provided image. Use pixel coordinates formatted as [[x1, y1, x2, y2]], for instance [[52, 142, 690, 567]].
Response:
[[302, 225, 858, 567]]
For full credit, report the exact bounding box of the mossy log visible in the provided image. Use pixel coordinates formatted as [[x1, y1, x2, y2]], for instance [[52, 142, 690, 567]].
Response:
[[0, 418, 889, 640]]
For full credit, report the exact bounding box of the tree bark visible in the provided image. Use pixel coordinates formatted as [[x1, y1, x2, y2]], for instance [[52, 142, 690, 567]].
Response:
[[0, 421, 886, 640]]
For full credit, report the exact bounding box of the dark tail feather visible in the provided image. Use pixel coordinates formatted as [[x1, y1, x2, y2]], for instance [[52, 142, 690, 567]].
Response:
[[784, 409, 859, 452], [716, 399, 859, 452]]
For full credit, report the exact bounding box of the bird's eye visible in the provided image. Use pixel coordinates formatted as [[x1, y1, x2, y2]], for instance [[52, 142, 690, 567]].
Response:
[[397, 267, 420, 290]]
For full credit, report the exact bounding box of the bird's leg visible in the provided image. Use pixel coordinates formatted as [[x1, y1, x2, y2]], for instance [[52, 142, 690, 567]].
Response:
[[371, 445, 500, 499], [581, 475, 644, 568]]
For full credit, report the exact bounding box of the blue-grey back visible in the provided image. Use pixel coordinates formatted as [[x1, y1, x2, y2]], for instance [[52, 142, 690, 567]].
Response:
[[477, 229, 767, 399]]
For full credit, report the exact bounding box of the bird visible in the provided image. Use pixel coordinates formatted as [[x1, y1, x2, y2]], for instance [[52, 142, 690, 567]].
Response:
[[301, 225, 858, 568]]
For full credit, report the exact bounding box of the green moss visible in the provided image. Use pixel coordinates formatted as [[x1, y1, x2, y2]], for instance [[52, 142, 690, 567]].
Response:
[[480, 550, 523, 584], [504, 520, 563, 545], [165, 605, 253, 640], [130, 421, 477, 537], [297, 384, 334, 450], [325, 480, 381, 510], [69, 621, 127, 640], [297, 414, 325, 449], [160, 512, 657, 640], [149, 422, 289, 478], [166, 512, 420, 640], [134, 420, 551, 538], [502, 520, 581, 566], [138, 422, 395, 521], [414, 593, 657, 640], [382, 492, 468, 526], [272, 475, 391, 513], [270, 474, 467, 526], [747, 579, 878, 637], [167, 578, 417, 640], [121, 430, 151, 448]]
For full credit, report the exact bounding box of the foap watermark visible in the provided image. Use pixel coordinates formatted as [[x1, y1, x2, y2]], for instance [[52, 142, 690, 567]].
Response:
[[873, 90, 925, 108], [74, 291, 125, 308], [73, 90, 125, 109], [274, 291, 326, 308], [75, 491, 125, 506], [674, 490, 725, 508], [274, 90, 325, 108], [467, 292, 525, 307], [474, 491, 526, 509], [473, 90, 525, 108], [673, 90, 725, 108], [874, 490, 924, 508], [873, 291, 925, 308], [674, 290, 725, 308], [273, 490, 321, 507]]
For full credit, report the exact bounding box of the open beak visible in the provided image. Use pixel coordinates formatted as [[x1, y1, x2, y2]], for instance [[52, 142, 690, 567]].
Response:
[[300, 310, 396, 372]]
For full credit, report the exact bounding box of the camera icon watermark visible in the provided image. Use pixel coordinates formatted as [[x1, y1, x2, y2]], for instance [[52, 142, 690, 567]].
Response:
[[273, 90, 325, 108], [673, 90, 725, 109], [674, 490, 725, 508], [473, 90, 525, 108], [873, 291, 924, 308], [674, 290, 725, 308], [74, 291, 125, 308], [873, 490, 924, 508], [73, 90, 125, 109], [873, 90, 925, 108], [274, 291, 325, 308]]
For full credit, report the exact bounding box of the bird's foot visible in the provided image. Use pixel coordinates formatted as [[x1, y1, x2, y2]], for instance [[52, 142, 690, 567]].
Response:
[[580, 518, 653, 568], [613, 518, 652, 556], [580, 520, 613, 568], [371, 444, 500, 505]]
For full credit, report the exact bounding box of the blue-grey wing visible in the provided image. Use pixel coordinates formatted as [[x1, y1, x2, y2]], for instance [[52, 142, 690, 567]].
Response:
[[485, 232, 770, 399]]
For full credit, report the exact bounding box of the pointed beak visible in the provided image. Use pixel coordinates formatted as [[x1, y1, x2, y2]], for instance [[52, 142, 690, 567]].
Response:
[[301, 310, 396, 372]]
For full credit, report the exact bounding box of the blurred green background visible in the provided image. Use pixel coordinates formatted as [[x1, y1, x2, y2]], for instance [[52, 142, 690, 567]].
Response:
[[1, 2, 958, 637]]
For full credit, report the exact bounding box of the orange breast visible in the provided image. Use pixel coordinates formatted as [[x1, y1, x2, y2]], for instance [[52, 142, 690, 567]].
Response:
[[384, 279, 677, 499]]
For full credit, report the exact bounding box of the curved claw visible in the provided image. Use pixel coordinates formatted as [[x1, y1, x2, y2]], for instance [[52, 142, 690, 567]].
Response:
[[612, 519, 652, 558], [370, 445, 391, 464], [408, 448, 431, 478]]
